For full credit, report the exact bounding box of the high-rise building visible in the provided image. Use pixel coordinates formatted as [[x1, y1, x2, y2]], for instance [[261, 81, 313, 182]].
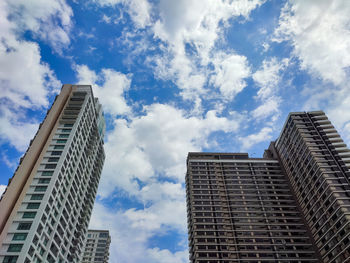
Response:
[[0, 85, 106, 263], [269, 111, 350, 262], [81, 230, 111, 263], [186, 152, 319, 262], [186, 111, 350, 263]]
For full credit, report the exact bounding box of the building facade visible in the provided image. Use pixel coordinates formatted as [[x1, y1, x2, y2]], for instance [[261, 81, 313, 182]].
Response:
[[186, 153, 319, 262], [81, 230, 111, 263], [0, 85, 106, 263], [270, 111, 350, 262], [186, 111, 350, 263]]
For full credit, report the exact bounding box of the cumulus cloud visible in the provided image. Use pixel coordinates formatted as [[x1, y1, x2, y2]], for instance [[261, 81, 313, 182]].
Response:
[[0, 1, 61, 110], [89, 201, 188, 263], [275, 0, 350, 85], [0, 107, 39, 152], [150, 0, 264, 102], [75, 65, 132, 116], [274, 0, 350, 145], [99, 103, 241, 197], [5, 0, 73, 52], [251, 57, 288, 120], [210, 51, 251, 99], [0, 0, 63, 151], [239, 127, 273, 151]]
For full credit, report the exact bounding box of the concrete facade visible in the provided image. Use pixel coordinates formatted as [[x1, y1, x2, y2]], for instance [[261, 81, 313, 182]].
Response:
[[0, 85, 105, 263], [272, 111, 350, 262], [186, 153, 318, 262], [186, 111, 350, 263]]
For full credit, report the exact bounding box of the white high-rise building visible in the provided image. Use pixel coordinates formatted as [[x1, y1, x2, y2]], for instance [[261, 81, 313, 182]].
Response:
[[0, 85, 106, 263]]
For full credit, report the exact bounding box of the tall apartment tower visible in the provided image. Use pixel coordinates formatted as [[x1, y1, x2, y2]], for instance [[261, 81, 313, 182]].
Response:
[[0, 85, 106, 263], [186, 111, 350, 263], [81, 230, 111, 263], [186, 153, 319, 262], [269, 111, 350, 262]]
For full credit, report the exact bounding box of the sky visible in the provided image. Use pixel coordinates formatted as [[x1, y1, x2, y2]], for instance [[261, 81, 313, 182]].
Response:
[[0, 0, 350, 262]]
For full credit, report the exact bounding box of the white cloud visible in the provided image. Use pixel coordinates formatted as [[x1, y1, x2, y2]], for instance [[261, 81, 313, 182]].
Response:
[[0, 40, 60, 109], [5, 0, 73, 52], [0, 0, 63, 151], [0, 107, 39, 152], [0, 0, 61, 110], [146, 248, 188, 263], [210, 51, 251, 99], [274, 0, 350, 145], [150, 0, 264, 102], [0, 185, 6, 198], [99, 103, 241, 198], [275, 0, 350, 85], [251, 57, 288, 120], [75, 65, 132, 116], [240, 127, 273, 151], [94, 0, 152, 28], [89, 201, 188, 263]]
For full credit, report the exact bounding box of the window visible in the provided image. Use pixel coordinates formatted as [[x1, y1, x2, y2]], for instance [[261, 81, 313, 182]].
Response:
[[23, 212, 36, 219], [27, 203, 40, 209], [31, 194, 44, 200], [56, 139, 67, 143], [7, 244, 23, 252], [38, 178, 51, 184], [51, 151, 62, 156], [17, 223, 32, 230], [64, 124, 73, 127], [59, 134, 69, 138], [54, 145, 65, 150], [48, 158, 59, 162], [62, 129, 71, 132], [45, 164, 56, 169], [42, 171, 53, 176], [34, 186, 47, 192], [12, 233, 27, 241], [3, 256, 18, 263]]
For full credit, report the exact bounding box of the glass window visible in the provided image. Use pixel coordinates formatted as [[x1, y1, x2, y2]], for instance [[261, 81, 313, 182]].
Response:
[[7, 244, 23, 252], [48, 157, 59, 162], [23, 212, 36, 219], [42, 171, 53, 176], [64, 124, 73, 127], [38, 178, 50, 184], [3, 256, 18, 263], [27, 203, 40, 209], [31, 194, 44, 200], [59, 134, 69, 138], [45, 164, 56, 169], [62, 129, 71, 132], [51, 151, 62, 156], [12, 233, 27, 241], [34, 186, 47, 192], [99, 233, 108, 238], [17, 223, 32, 230], [54, 145, 65, 150], [56, 139, 67, 143]]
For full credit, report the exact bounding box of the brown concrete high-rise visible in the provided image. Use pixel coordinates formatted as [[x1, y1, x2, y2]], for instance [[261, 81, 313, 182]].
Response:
[[186, 111, 350, 263], [270, 111, 350, 262]]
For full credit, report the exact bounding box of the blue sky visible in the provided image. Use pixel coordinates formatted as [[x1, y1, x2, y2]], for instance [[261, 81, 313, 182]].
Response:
[[1, 0, 350, 262]]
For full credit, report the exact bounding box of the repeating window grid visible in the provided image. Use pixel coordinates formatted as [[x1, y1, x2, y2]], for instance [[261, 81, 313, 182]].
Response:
[[187, 158, 317, 262], [275, 112, 350, 262], [0, 92, 105, 258]]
